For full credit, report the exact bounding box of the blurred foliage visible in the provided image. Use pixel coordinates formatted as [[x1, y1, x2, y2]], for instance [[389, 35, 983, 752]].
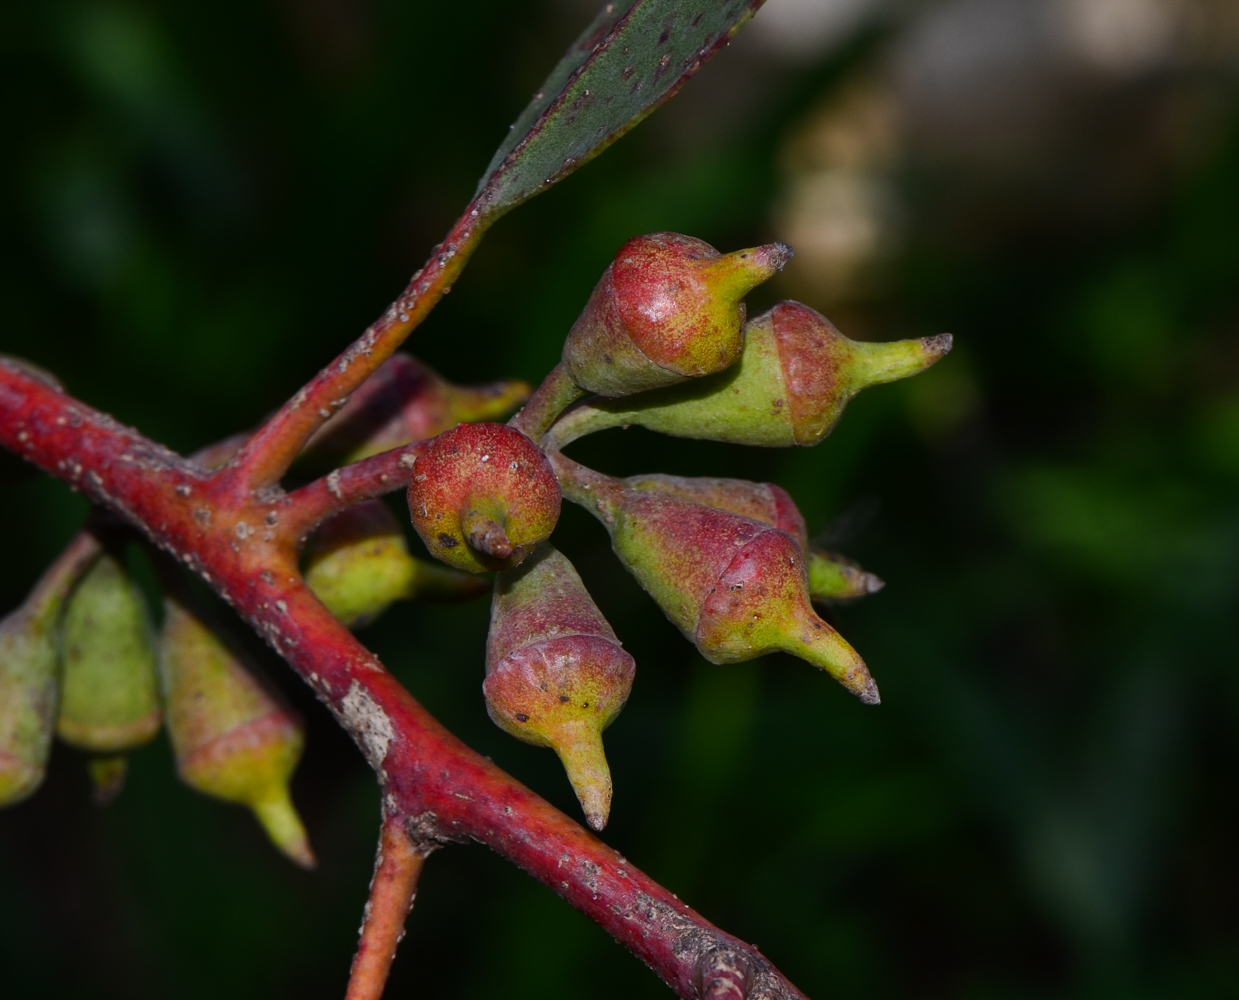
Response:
[[2, 1, 1239, 998]]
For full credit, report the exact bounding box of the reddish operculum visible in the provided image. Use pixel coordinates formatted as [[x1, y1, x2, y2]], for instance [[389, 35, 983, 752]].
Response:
[[562, 232, 792, 396], [408, 423, 560, 573]]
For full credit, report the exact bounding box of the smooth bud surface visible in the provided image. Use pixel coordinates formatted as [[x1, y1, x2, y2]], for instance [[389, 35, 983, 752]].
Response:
[[304, 500, 488, 628], [305, 353, 531, 465], [559, 460, 878, 703], [550, 301, 951, 448], [486, 545, 635, 830], [562, 233, 792, 397], [409, 423, 560, 573], [57, 554, 162, 755], [159, 596, 314, 868]]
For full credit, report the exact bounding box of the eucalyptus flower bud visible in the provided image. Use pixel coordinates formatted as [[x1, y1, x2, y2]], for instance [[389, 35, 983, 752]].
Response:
[[555, 456, 877, 703], [562, 233, 792, 397], [549, 301, 951, 448], [408, 423, 560, 573], [305, 353, 531, 465], [304, 500, 489, 628], [0, 534, 99, 806], [623, 473, 809, 550], [57, 553, 162, 799], [159, 594, 315, 868], [486, 544, 634, 831]]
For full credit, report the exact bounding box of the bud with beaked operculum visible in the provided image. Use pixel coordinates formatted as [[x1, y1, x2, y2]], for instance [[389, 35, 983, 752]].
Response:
[[561, 233, 793, 398], [623, 474, 809, 550], [0, 535, 99, 807], [304, 353, 531, 466], [304, 500, 489, 628], [159, 593, 315, 868], [548, 301, 951, 449], [486, 544, 634, 831], [408, 423, 560, 573], [553, 455, 878, 703], [622, 475, 885, 603], [57, 553, 162, 802]]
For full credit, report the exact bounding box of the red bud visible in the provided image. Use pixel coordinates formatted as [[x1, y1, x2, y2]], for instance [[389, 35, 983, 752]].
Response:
[[408, 423, 560, 573]]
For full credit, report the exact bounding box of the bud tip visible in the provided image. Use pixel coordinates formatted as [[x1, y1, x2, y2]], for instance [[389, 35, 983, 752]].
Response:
[[253, 790, 317, 869], [922, 332, 953, 357], [89, 755, 128, 806]]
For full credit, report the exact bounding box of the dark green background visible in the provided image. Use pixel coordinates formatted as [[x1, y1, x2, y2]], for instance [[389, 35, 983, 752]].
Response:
[[3, 1, 1239, 997]]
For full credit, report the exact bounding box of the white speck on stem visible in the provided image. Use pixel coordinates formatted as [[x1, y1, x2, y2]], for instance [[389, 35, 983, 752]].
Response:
[[339, 680, 396, 772]]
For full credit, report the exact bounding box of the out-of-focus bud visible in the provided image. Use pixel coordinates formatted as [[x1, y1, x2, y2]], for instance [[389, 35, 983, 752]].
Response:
[[159, 594, 315, 868], [57, 553, 162, 799], [408, 423, 560, 573], [305, 354, 531, 465], [0, 534, 99, 807], [623, 473, 809, 550], [486, 544, 634, 831], [562, 233, 793, 397], [554, 456, 878, 703], [549, 301, 951, 448], [808, 550, 885, 602], [304, 500, 489, 628]]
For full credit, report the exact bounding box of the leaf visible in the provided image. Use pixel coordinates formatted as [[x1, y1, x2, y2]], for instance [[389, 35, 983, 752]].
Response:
[[474, 0, 766, 219]]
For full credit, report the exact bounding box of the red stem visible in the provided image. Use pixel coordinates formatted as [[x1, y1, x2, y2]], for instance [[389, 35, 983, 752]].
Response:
[[224, 211, 487, 492], [346, 816, 426, 1000], [0, 359, 808, 1000], [283, 441, 428, 542]]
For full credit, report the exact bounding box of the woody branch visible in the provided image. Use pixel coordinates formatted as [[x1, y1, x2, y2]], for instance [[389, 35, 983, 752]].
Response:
[[0, 358, 807, 1000]]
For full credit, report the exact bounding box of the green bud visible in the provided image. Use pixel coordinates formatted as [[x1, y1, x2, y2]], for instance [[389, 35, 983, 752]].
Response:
[[0, 534, 100, 806], [556, 457, 878, 703], [562, 233, 792, 397], [486, 545, 635, 830], [159, 595, 315, 868], [808, 550, 885, 602], [549, 301, 951, 448], [304, 500, 488, 628], [57, 554, 162, 791]]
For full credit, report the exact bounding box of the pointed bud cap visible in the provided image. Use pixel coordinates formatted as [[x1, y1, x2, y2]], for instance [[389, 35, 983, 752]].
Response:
[[549, 301, 951, 449], [88, 755, 128, 805], [557, 460, 877, 703], [408, 423, 560, 573], [57, 554, 162, 755], [808, 550, 885, 602], [304, 354, 531, 466], [562, 233, 792, 397], [304, 500, 488, 628], [160, 597, 315, 868], [486, 545, 635, 830]]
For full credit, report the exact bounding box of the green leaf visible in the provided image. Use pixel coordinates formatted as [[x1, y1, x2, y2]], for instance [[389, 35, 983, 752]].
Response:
[[474, 0, 765, 219]]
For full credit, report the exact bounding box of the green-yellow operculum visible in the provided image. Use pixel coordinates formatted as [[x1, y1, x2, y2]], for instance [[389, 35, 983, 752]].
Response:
[[561, 233, 793, 398], [57, 553, 162, 799], [159, 595, 314, 868], [808, 550, 885, 602], [0, 534, 100, 806], [486, 545, 635, 831], [553, 455, 878, 704], [548, 301, 952, 449], [304, 500, 488, 628]]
